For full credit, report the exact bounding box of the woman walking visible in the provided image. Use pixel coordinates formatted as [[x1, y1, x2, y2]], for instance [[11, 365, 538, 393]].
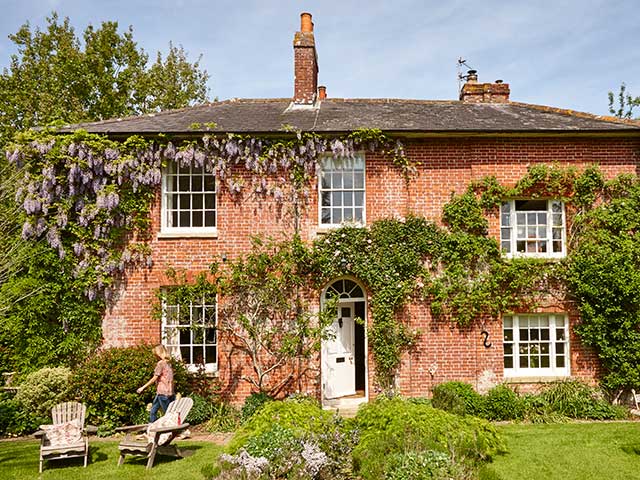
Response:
[[137, 345, 175, 421]]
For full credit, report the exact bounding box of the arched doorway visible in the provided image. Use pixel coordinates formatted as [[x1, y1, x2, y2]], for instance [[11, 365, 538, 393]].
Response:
[[321, 278, 368, 403]]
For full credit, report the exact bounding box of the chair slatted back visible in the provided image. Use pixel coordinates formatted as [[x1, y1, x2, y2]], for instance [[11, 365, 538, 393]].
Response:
[[165, 397, 193, 422], [632, 389, 640, 410], [51, 402, 86, 426]]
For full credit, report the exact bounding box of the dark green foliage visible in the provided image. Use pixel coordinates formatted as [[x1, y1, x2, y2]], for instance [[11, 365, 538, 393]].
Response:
[[0, 393, 48, 435], [0, 246, 104, 373], [353, 396, 505, 480], [204, 402, 241, 433], [484, 385, 524, 421], [186, 393, 217, 425], [431, 381, 486, 417], [567, 176, 640, 391], [432, 380, 625, 423], [540, 380, 626, 420], [241, 391, 273, 422], [608, 83, 639, 119], [69, 345, 190, 428]]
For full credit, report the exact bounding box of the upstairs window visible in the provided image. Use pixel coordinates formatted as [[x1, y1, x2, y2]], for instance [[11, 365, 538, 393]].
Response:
[[503, 314, 569, 377], [162, 295, 217, 373], [319, 155, 365, 226], [162, 162, 216, 234], [500, 200, 565, 258]]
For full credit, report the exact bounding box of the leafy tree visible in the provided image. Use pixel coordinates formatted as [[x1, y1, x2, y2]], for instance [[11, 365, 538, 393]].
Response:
[[0, 12, 210, 145], [608, 83, 639, 119], [218, 236, 334, 396], [0, 12, 210, 372]]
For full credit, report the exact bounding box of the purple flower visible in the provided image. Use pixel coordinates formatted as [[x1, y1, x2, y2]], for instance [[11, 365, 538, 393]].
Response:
[[21, 221, 34, 239]]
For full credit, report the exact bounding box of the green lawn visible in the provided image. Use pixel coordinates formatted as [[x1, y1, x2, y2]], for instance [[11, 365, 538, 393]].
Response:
[[487, 421, 640, 480], [0, 439, 223, 480]]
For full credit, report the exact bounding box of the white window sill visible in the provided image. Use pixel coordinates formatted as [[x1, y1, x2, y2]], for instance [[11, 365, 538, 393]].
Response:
[[503, 374, 570, 383], [316, 222, 366, 234], [503, 254, 566, 261], [185, 364, 218, 377], [158, 230, 218, 239]]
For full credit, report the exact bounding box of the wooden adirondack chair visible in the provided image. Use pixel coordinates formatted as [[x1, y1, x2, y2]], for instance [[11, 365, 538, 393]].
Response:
[[35, 402, 89, 473], [116, 396, 193, 469]]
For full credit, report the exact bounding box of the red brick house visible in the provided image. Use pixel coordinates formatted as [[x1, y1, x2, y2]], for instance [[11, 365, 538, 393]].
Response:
[[69, 13, 640, 407]]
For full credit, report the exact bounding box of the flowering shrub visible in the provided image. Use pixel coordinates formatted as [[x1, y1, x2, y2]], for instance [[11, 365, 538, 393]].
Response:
[[15, 367, 72, 418], [220, 397, 357, 479]]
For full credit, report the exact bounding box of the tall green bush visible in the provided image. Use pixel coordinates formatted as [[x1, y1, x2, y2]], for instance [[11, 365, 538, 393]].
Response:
[[69, 345, 190, 427], [431, 381, 486, 417]]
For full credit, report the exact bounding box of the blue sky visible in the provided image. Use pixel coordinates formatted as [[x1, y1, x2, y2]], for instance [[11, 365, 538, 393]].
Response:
[[1, 0, 638, 116]]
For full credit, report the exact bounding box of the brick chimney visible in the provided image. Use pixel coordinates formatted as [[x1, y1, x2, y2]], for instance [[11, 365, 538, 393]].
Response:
[[293, 12, 318, 104], [460, 70, 510, 103]]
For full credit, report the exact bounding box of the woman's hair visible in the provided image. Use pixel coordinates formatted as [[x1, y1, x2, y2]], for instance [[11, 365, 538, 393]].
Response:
[[152, 344, 170, 360]]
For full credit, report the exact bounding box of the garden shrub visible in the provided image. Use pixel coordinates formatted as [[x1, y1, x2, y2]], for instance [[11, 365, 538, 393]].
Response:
[[205, 402, 241, 433], [431, 381, 485, 417], [69, 345, 190, 428], [484, 384, 524, 421], [241, 391, 273, 422], [228, 396, 335, 452], [187, 393, 217, 425], [353, 397, 505, 480], [0, 392, 47, 436], [541, 380, 626, 420], [15, 366, 72, 418], [220, 397, 356, 479]]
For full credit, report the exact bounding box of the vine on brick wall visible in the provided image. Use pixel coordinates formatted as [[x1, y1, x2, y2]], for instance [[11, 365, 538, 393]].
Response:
[[7, 128, 411, 301]]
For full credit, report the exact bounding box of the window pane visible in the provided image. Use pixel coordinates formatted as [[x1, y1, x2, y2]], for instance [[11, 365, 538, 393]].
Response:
[[192, 211, 203, 227], [343, 192, 353, 206], [193, 194, 203, 210], [332, 209, 342, 224], [556, 329, 566, 341], [179, 176, 190, 192], [205, 194, 215, 209], [504, 344, 513, 355], [332, 192, 342, 206], [354, 191, 364, 207], [541, 356, 550, 368], [204, 211, 216, 227], [191, 176, 203, 191], [520, 329, 529, 340], [517, 199, 547, 211], [321, 208, 331, 224], [331, 172, 342, 189], [501, 202, 511, 214], [501, 228, 511, 240], [354, 208, 363, 222], [321, 173, 330, 189], [504, 329, 513, 341], [344, 209, 354, 221], [343, 172, 353, 189], [504, 357, 513, 368], [354, 172, 364, 189], [501, 241, 511, 253], [503, 316, 513, 328], [556, 356, 565, 368], [179, 211, 190, 227], [321, 192, 331, 207]]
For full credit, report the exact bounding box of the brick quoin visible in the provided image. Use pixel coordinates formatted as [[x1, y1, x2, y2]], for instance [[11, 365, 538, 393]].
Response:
[[103, 136, 640, 404]]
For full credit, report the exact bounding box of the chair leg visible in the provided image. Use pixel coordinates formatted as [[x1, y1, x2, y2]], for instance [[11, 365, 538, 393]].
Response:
[[118, 453, 125, 466], [39, 457, 43, 474], [146, 451, 157, 469]]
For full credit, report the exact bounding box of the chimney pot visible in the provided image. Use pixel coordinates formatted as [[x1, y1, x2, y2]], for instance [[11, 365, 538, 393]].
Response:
[[301, 12, 313, 32], [466, 70, 478, 83], [318, 85, 327, 100]]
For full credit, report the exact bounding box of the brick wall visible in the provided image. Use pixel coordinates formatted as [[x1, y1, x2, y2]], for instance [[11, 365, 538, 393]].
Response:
[[103, 135, 640, 403]]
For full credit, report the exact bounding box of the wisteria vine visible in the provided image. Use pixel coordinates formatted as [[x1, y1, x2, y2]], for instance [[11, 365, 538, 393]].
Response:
[[6, 128, 410, 301]]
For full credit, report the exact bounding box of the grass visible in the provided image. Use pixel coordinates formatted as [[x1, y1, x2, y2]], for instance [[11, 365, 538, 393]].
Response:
[[485, 421, 640, 480], [0, 439, 223, 479]]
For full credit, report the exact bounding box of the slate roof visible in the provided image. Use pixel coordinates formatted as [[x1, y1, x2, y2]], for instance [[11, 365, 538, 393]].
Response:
[[61, 98, 640, 135]]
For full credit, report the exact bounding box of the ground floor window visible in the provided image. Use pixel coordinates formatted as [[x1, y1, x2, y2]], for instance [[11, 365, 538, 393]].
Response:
[[503, 313, 569, 377], [161, 297, 217, 373]]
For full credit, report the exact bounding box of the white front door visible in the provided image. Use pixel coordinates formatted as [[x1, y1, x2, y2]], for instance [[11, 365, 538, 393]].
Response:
[[323, 303, 356, 399]]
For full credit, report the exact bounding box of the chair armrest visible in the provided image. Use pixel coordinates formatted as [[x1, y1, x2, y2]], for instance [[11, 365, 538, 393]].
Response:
[[85, 425, 99, 435], [33, 430, 45, 439], [150, 423, 191, 435], [115, 424, 149, 433]]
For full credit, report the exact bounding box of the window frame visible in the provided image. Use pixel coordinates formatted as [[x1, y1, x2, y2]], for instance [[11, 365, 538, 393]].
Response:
[[161, 294, 218, 374], [503, 313, 570, 378], [160, 161, 217, 235], [500, 199, 566, 259], [318, 153, 366, 228]]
